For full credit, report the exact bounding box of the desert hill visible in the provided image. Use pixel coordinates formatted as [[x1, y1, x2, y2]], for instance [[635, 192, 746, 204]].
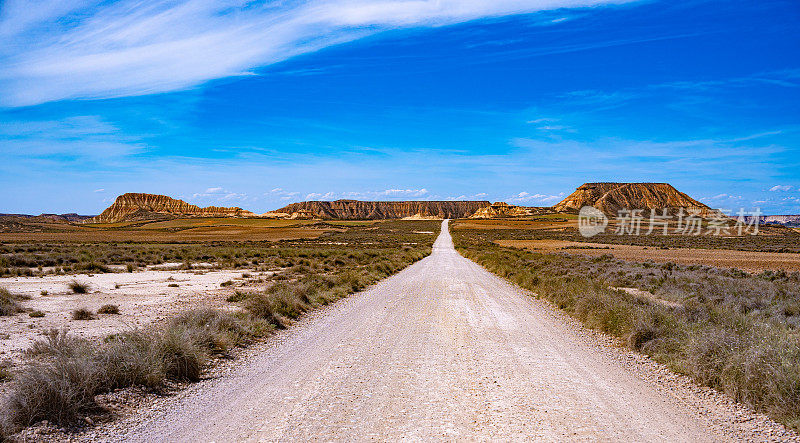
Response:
[[86, 193, 255, 224], [554, 183, 711, 216], [743, 215, 800, 227], [273, 200, 490, 220], [469, 202, 551, 219], [80, 183, 721, 224], [0, 213, 94, 222]]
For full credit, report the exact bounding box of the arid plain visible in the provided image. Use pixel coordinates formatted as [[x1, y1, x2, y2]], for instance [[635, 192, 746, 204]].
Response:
[[1, 185, 800, 441]]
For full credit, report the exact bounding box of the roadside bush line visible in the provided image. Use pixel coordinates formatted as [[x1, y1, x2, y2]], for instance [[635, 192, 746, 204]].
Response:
[[454, 234, 800, 430], [0, 236, 434, 438]]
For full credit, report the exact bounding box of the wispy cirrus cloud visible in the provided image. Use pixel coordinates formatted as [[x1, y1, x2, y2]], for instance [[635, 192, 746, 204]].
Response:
[[0, 115, 145, 158], [0, 0, 635, 107], [304, 188, 429, 201], [507, 191, 564, 204], [192, 187, 248, 202]]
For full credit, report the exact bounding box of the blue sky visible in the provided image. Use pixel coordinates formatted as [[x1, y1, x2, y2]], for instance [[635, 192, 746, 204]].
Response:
[[1, 0, 799, 215]]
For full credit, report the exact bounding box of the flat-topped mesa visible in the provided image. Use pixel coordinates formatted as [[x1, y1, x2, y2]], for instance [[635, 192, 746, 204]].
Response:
[[273, 200, 491, 220], [86, 193, 255, 223], [554, 183, 713, 216]]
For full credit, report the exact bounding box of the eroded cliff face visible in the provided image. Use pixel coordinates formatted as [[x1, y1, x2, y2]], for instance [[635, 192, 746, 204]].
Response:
[[553, 183, 712, 216], [86, 193, 255, 223], [273, 200, 491, 220], [469, 202, 552, 218], [744, 215, 800, 227]]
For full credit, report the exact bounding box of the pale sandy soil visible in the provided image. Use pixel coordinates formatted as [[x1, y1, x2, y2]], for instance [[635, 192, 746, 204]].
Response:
[[0, 268, 263, 362], [497, 239, 800, 273]]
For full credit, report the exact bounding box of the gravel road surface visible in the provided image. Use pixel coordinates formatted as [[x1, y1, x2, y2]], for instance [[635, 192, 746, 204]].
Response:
[[106, 220, 794, 442]]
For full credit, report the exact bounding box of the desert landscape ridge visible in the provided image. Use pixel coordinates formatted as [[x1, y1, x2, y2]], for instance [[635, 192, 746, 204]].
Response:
[[61, 183, 800, 225]]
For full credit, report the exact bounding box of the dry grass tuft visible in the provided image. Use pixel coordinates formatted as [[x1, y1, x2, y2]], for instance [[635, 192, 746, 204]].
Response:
[[71, 308, 95, 320], [68, 281, 90, 294], [97, 304, 120, 315], [0, 288, 27, 316]]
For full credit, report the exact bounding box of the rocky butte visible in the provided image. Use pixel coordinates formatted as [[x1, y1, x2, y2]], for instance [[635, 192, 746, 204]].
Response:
[[83, 183, 725, 224], [271, 200, 491, 220], [553, 183, 713, 216], [469, 202, 551, 219], [86, 193, 255, 223]]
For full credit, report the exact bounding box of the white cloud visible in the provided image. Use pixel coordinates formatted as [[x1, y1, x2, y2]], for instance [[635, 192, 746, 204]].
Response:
[[769, 185, 792, 192], [193, 187, 247, 203], [267, 188, 301, 201], [0, 0, 634, 106], [700, 193, 743, 203], [526, 117, 558, 124], [93, 188, 104, 193], [303, 188, 430, 201], [506, 191, 563, 204]]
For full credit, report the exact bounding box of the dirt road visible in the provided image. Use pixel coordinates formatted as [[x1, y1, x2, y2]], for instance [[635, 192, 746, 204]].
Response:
[[107, 220, 791, 442]]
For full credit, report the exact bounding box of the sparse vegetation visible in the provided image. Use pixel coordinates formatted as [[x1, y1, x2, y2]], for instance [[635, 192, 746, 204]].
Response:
[[168, 283, 179, 288], [0, 288, 28, 316], [226, 291, 249, 303], [453, 227, 800, 429], [68, 280, 89, 294], [71, 308, 95, 320], [0, 311, 269, 431], [0, 219, 437, 276], [452, 219, 800, 254], [29, 310, 45, 318], [0, 220, 439, 436], [0, 360, 11, 382], [97, 304, 120, 315]]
